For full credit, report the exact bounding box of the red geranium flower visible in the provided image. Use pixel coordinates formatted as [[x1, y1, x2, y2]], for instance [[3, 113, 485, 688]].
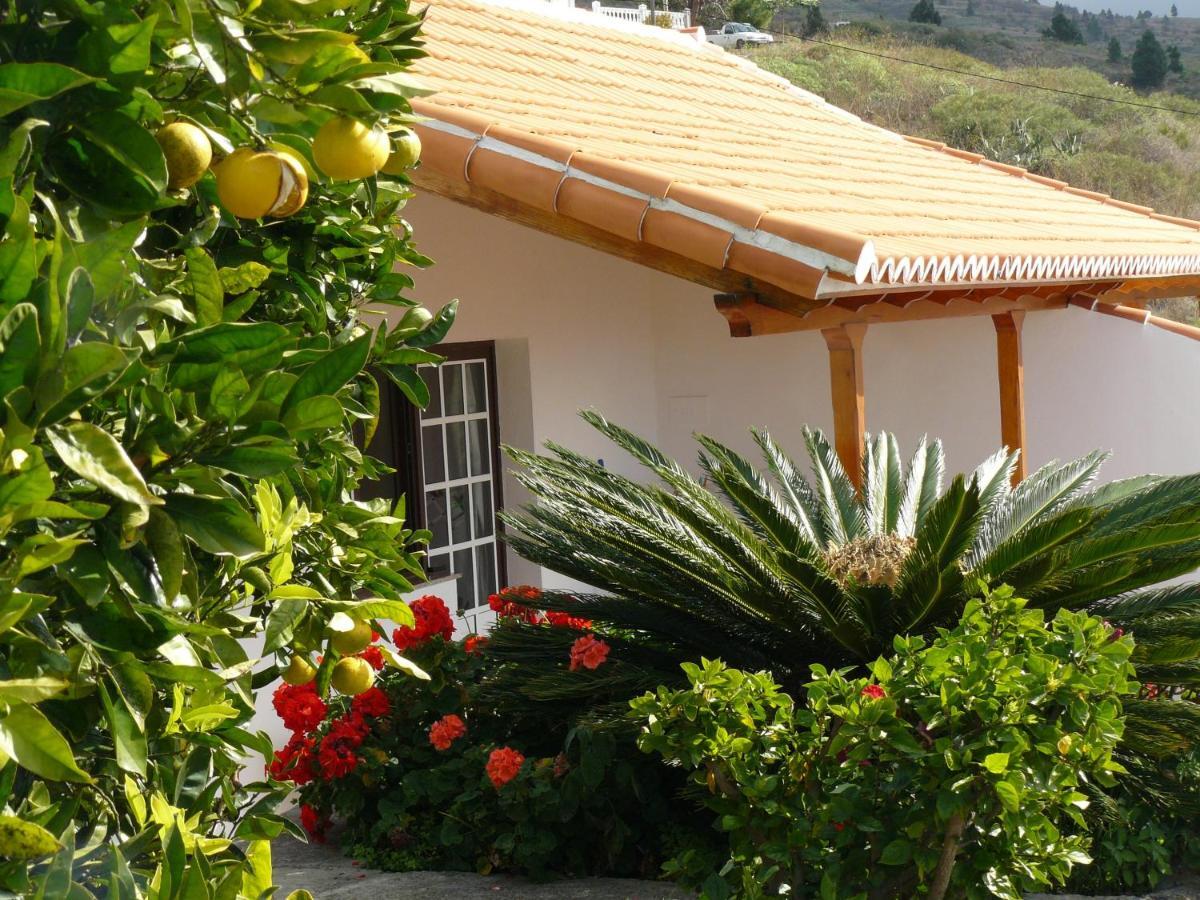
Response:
[[860, 684, 886, 700], [393, 595, 455, 650], [272, 682, 327, 734], [464, 635, 489, 654], [318, 713, 368, 780], [300, 804, 330, 843], [486, 747, 525, 788], [358, 645, 385, 671], [568, 635, 610, 671], [351, 686, 390, 718], [428, 713, 467, 751], [545, 610, 593, 630], [268, 733, 318, 785]]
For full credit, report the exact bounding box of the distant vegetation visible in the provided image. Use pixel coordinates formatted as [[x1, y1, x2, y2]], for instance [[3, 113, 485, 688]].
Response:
[[750, 30, 1200, 322]]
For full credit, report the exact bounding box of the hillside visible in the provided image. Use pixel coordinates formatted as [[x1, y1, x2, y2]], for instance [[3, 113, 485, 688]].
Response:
[[746, 32, 1200, 321], [775, 0, 1200, 99]]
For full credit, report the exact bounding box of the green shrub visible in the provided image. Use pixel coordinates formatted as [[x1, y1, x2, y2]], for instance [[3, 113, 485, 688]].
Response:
[[0, 1, 446, 894], [273, 592, 695, 881], [632, 588, 1137, 899]]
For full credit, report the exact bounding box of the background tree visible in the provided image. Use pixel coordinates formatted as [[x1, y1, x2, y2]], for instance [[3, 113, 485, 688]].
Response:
[[1168, 45, 1184, 76], [909, 0, 943, 25], [0, 0, 449, 894], [966, 0, 977, 16], [1045, 6, 1086, 43], [1131, 29, 1169, 89], [1108, 36, 1123, 62], [1171, 3, 1178, 15], [804, 3, 829, 35]]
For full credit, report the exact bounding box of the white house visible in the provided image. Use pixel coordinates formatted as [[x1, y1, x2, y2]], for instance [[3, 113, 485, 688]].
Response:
[[253, 0, 1200, 752]]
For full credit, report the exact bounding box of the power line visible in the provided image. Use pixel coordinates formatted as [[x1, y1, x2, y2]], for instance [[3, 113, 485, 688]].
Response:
[[758, 29, 1200, 118]]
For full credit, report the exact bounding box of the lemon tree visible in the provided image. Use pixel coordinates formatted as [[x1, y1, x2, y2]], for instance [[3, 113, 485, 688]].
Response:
[[0, 0, 448, 895]]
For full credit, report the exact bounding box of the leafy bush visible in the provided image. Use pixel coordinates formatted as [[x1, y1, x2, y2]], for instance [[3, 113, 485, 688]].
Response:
[[0, 0, 447, 894], [633, 589, 1137, 899], [272, 593, 696, 881]]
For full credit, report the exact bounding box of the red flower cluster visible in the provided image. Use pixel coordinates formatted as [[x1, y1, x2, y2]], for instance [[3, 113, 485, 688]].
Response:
[[464, 635, 489, 655], [429, 713, 467, 751], [318, 713, 368, 779], [392, 595, 455, 650], [358, 645, 385, 671], [488, 586, 592, 630], [568, 635, 611, 672], [860, 684, 886, 700], [351, 686, 391, 718], [300, 804, 330, 843], [269, 733, 318, 785], [486, 747, 525, 788], [273, 682, 327, 734]]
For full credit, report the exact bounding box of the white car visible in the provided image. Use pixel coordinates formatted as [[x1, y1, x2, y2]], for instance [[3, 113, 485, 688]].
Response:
[[707, 22, 774, 49]]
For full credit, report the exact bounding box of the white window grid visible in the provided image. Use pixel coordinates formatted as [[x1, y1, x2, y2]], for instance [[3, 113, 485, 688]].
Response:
[[421, 359, 500, 613]]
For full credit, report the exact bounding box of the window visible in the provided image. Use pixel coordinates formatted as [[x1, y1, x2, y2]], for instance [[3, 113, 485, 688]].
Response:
[[361, 341, 506, 613]]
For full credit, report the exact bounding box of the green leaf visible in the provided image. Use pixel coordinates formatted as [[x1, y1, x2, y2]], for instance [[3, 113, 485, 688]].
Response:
[[35, 342, 133, 425], [983, 752, 1009, 774], [0, 197, 36, 305], [0, 816, 60, 861], [0, 679, 69, 703], [264, 599, 308, 653], [379, 645, 431, 680], [282, 395, 344, 435], [404, 299, 457, 348], [185, 248, 224, 328], [0, 303, 40, 398], [280, 334, 372, 418], [52, 112, 166, 214], [61, 219, 144, 304], [218, 262, 271, 294], [146, 508, 185, 603], [47, 422, 162, 509], [208, 368, 251, 421], [99, 682, 146, 777], [78, 16, 157, 77], [328, 597, 415, 628], [0, 63, 94, 117], [164, 493, 265, 559], [0, 704, 92, 783], [994, 779, 1021, 813], [879, 838, 912, 865]]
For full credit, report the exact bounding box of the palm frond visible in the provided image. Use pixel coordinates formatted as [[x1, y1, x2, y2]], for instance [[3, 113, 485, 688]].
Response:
[[1090, 583, 1200, 620], [862, 433, 904, 536], [1090, 473, 1200, 535], [803, 426, 865, 545], [896, 436, 944, 538], [971, 507, 1096, 586], [971, 447, 1018, 519], [752, 429, 826, 546]]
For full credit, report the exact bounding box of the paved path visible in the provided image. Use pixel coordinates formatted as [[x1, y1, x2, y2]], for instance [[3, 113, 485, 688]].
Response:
[[272, 828, 1199, 900], [271, 831, 692, 899]]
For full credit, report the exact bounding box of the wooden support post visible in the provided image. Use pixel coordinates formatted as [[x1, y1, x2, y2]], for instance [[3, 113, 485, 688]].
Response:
[[822, 323, 868, 489], [992, 311, 1027, 485]]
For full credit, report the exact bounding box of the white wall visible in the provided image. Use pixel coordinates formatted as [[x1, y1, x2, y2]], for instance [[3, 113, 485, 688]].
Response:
[[404, 190, 1200, 560]]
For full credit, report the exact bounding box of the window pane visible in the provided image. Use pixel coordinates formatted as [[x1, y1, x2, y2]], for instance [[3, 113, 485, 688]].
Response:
[[476, 544, 497, 600], [471, 481, 494, 538], [446, 421, 467, 481], [443, 364, 464, 416], [426, 489, 448, 549], [426, 552, 450, 578], [450, 484, 471, 545], [468, 418, 490, 477], [420, 367, 441, 419], [453, 548, 475, 612], [465, 362, 487, 414], [422, 425, 445, 485]]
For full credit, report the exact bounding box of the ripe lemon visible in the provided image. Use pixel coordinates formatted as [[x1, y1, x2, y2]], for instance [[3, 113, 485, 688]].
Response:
[[380, 130, 422, 176], [330, 619, 374, 656], [281, 655, 317, 686], [331, 657, 375, 695], [156, 122, 212, 190], [214, 148, 308, 219], [312, 117, 390, 180]]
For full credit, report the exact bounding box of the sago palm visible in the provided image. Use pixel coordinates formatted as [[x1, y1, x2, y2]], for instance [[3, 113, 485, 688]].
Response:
[[491, 412, 1200, 811]]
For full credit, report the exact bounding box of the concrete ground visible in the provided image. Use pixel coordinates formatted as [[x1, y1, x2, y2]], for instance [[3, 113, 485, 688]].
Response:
[[270, 829, 692, 899], [271, 828, 1199, 900]]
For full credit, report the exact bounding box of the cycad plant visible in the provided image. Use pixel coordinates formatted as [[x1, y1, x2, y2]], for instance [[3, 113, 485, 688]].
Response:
[[492, 412, 1200, 811]]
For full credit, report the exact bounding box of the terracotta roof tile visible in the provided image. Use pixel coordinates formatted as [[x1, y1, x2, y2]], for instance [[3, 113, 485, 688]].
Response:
[[410, 0, 1200, 296]]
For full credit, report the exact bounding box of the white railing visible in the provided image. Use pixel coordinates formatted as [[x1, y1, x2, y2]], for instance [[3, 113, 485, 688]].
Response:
[[591, 1, 691, 28]]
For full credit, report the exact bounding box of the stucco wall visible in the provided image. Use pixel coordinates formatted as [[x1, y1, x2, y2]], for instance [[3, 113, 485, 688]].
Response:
[[406, 190, 1200, 494]]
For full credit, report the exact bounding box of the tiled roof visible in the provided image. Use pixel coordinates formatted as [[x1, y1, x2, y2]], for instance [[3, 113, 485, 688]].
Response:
[[409, 0, 1200, 300]]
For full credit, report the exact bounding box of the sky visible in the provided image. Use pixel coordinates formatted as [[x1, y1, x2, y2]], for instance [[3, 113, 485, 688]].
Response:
[[1067, 0, 1194, 13]]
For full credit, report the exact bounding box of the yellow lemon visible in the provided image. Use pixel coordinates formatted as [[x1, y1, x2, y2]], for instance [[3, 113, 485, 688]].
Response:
[[330, 619, 374, 656], [312, 117, 390, 180], [268, 141, 319, 183], [281, 655, 317, 686], [156, 122, 212, 190], [331, 657, 375, 696], [380, 130, 422, 176], [214, 148, 308, 219]]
